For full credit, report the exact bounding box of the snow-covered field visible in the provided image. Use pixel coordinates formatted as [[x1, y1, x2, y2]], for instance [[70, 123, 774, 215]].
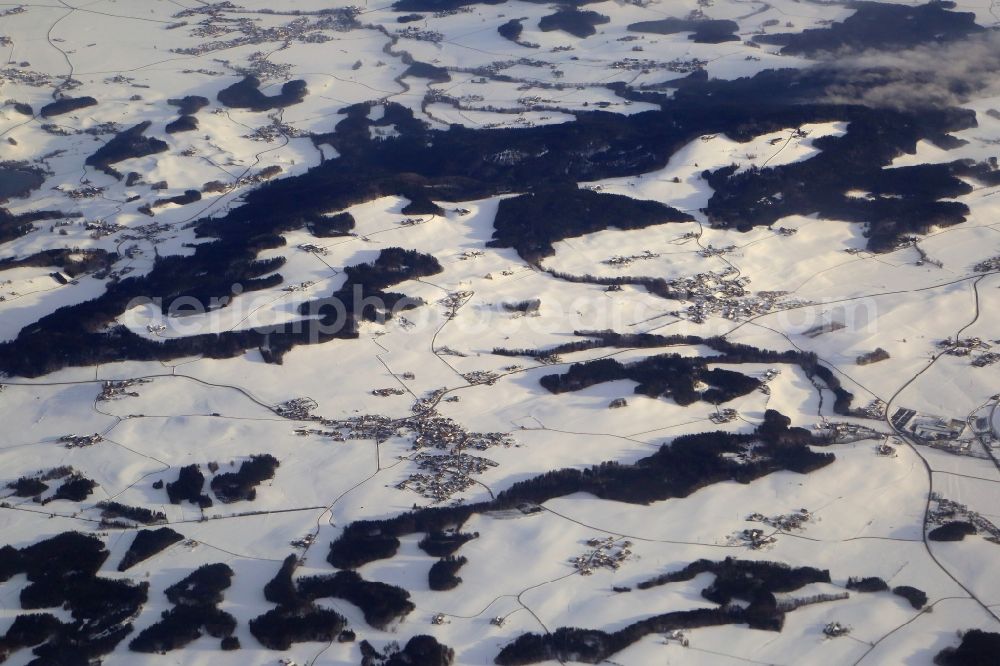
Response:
[[1, 0, 1000, 664]]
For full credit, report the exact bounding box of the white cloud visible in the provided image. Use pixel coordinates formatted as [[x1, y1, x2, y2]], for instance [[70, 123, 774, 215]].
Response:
[[816, 31, 1000, 109]]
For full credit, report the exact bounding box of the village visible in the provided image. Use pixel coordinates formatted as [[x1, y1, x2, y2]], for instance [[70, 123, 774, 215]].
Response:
[[396, 452, 499, 503], [724, 509, 814, 549], [666, 269, 809, 323], [938, 336, 1000, 367], [568, 536, 634, 575], [277, 387, 514, 503], [169, 5, 360, 58], [602, 250, 660, 267], [58, 433, 103, 448], [1, 0, 999, 662], [97, 378, 151, 402]]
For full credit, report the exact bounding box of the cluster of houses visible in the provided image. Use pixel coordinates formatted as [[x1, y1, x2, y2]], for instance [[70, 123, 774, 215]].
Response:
[[973, 255, 1000, 272], [929, 494, 1000, 544], [939, 337, 992, 358], [660, 269, 796, 323], [295, 390, 485, 444], [59, 433, 103, 448], [171, 6, 359, 56], [603, 250, 660, 267], [372, 387, 406, 397], [297, 243, 328, 256], [274, 397, 318, 420], [710, 408, 738, 424], [473, 57, 550, 78], [483, 269, 517, 280], [698, 244, 736, 258], [972, 352, 1000, 367], [274, 387, 515, 502], [757, 369, 780, 396], [824, 622, 851, 638], [245, 119, 304, 143], [396, 26, 443, 43], [86, 220, 123, 239], [67, 186, 106, 200], [323, 414, 395, 442], [281, 280, 315, 293], [396, 452, 499, 502], [858, 399, 887, 419], [293, 426, 345, 441], [672, 267, 748, 297], [119, 222, 173, 242], [438, 291, 473, 319], [40, 124, 72, 137], [731, 527, 777, 549], [569, 536, 634, 575], [405, 412, 513, 452], [461, 371, 500, 386], [97, 378, 150, 402], [814, 422, 882, 444], [411, 387, 446, 414], [609, 56, 707, 74], [746, 508, 811, 532], [289, 533, 315, 549], [1, 64, 53, 87]]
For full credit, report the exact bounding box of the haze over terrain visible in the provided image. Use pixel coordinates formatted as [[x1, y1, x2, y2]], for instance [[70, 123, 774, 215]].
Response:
[[1, 0, 1000, 664]]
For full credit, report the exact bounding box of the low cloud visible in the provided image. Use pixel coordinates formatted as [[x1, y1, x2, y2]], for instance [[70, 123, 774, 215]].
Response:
[[816, 31, 1000, 109]]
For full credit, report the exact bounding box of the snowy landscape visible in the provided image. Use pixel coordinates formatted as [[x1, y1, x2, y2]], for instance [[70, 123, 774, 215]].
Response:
[[1, 0, 1000, 664]]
